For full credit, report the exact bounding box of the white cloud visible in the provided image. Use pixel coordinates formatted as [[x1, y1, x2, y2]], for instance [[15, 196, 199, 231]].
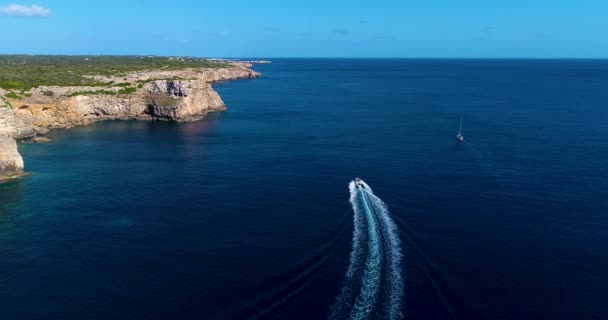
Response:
[[0, 4, 52, 17]]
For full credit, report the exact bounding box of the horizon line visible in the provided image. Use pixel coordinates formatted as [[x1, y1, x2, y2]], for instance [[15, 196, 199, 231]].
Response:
[[1, 53, 607, 60]]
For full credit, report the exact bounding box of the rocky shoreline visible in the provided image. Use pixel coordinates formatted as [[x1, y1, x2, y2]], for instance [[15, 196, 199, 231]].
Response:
[[0, 62, 260, 180]]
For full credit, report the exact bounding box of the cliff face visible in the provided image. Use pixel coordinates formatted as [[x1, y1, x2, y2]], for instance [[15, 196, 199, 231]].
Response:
[[0, 62, 260, 179], [141, 79, 226, 121], [0, 134, 24, 180]]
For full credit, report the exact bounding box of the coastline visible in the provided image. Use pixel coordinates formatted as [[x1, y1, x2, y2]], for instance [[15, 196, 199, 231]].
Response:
[[0, 60, 261, 180]]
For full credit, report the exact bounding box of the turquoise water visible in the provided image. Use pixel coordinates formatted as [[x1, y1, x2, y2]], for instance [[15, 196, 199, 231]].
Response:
[[1, 59, 608, 319]]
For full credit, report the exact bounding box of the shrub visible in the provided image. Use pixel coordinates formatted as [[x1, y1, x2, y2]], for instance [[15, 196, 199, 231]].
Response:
[[70, 90, 116, 97], [0, 55, 228, 89], [117, 87, 136, 94], [5, 92, 20, 99], [43, 90, 54, 97], [0, 81, 24, 90]]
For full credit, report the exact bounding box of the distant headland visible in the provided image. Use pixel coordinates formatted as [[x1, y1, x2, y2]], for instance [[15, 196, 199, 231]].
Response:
[[0, 55, 262, 181]]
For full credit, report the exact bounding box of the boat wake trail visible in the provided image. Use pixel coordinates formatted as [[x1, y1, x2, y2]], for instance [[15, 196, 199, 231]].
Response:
[[330, 180, 404, 320]]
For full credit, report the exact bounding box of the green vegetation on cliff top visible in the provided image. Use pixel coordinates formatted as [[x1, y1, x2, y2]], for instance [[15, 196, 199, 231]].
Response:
[[69, 86, 136, 97], [0, 55, 227, 90]]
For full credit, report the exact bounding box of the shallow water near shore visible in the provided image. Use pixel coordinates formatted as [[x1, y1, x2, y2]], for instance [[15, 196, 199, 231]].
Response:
[[1, 59, 608, 319]]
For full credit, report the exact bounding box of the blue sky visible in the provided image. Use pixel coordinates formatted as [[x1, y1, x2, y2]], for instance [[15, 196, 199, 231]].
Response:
[[1, 1, 607, 58]]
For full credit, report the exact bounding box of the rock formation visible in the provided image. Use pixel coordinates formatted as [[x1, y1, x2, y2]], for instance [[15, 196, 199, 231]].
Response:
[[0, 62, 260, 180], [0, 134, 24, 180]]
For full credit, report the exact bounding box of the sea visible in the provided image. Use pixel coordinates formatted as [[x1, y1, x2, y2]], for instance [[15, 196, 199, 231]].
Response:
[[1, 59, 607, 320]]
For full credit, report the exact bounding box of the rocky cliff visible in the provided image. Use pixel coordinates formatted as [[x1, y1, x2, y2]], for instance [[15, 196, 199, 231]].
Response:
[[0, 62, 259, 180], [0, 134, 24, 180]]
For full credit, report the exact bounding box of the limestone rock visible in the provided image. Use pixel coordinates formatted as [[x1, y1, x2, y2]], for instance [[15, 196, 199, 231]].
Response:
[[0, 134, 24, 179], [31, 136, 52, 144], [0, 62, 260, 177]]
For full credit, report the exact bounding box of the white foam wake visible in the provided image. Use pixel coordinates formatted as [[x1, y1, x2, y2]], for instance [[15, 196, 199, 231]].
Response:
[[347, 181, 365, 278], [329, 182, 368, 319], [362, 188, 404, 320], [330, 180, 404, 320]]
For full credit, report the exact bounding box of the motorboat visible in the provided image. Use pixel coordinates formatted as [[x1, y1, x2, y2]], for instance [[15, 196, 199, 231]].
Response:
[[456, 114, 464, 142], [355, 178, 364, 188]]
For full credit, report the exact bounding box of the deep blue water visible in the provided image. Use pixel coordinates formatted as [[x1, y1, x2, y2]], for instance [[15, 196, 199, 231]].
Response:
[[1, 59, 608, 319]]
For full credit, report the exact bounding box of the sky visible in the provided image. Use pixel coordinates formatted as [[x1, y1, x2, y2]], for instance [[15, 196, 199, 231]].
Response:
[[0, 0, 607, 58]]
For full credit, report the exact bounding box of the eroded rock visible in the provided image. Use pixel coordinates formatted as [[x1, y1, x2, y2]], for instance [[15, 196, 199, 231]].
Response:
[[0, 62, 260, 179], [0, 134, 24, 180]]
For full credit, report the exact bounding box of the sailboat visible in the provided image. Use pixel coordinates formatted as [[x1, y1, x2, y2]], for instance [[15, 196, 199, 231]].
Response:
[[456, 115, 464, 142]]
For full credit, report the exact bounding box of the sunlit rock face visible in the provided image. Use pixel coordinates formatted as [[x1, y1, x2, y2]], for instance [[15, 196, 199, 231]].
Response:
[[0, 62, 260, 178], [0, 134, 24, 179]]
